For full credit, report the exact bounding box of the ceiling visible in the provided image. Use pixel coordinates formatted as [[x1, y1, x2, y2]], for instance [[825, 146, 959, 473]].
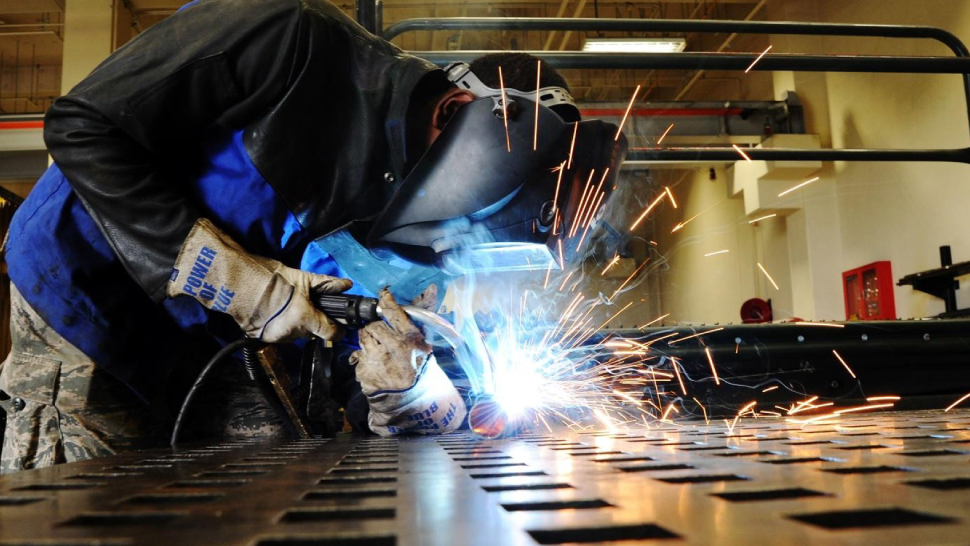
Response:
[[0, 0, 771, 114]]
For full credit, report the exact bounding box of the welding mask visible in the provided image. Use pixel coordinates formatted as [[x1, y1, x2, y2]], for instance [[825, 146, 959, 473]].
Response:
[[367, 71, 627, 275]]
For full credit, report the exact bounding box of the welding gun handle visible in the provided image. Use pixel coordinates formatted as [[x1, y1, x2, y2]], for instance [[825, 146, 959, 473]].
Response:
[[313, 294, 381, 328]]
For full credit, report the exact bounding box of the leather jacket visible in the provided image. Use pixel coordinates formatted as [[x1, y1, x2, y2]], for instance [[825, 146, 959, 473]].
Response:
[[44, 0, 440, 302]]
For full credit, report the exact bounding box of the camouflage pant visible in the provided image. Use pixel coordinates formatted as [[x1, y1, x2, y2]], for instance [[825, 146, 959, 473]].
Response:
[[0, 285, 283, 474]]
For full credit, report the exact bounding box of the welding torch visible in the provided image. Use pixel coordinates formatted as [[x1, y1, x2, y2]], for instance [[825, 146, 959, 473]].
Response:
[[314, 293, 458, 337]]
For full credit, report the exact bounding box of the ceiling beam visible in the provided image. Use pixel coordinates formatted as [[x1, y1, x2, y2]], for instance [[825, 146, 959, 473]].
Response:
[[0, 0, 63, 13]]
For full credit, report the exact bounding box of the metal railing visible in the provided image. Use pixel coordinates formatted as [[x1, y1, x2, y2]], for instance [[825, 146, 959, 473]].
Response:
[[383, 17, 970, 164]]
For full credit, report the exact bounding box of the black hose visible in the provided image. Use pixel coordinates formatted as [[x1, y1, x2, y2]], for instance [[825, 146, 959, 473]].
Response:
[[170, 338, 256, 446]]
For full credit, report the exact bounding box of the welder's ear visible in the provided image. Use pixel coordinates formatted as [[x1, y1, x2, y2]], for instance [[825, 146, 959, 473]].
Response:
[[432, 88, 475, 130]]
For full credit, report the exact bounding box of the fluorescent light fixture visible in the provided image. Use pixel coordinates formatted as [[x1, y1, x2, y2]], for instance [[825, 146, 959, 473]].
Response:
[[582, 37, 687, 53]]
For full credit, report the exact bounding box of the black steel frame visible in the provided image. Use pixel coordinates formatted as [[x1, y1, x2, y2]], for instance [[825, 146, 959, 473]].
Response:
[[382, 17, 970, 164]]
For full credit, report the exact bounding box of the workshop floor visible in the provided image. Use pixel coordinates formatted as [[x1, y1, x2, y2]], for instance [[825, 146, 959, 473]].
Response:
[[1, 410, 969, 545]]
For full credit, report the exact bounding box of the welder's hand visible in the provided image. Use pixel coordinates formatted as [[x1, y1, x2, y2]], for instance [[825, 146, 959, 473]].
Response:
[[350, 287, 466, 436], [352, 288, 432, 394], [410, 283, 438, 312], [167, 218, 353, 343]]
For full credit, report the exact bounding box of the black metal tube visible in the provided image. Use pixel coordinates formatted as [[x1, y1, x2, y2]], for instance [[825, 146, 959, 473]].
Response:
[[940, 245, 953, 267], [355, 0, 377, 35], [410, 51, 970, 74], [383, 18, 964, 45], [625, 147, 970, 164], [385, 17, 970, 139]]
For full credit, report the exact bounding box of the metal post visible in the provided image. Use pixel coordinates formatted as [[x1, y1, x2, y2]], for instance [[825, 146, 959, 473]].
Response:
[[355, 0, 377, 35]]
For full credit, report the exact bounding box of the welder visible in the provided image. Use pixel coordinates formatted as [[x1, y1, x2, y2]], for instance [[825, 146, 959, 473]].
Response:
[[0, 0, 624, 473]]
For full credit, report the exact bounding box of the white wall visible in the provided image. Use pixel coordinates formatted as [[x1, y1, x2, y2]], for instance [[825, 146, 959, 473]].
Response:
[[768, 0, 970, 318], [651, 167, 763, 324]]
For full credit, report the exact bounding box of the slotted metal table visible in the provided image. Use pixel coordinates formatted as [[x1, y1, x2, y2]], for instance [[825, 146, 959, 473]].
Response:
[[1, 409, 969, 545]]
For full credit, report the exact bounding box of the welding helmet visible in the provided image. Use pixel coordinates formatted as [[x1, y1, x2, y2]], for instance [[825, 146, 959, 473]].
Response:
[[367, 65, 627, 275]]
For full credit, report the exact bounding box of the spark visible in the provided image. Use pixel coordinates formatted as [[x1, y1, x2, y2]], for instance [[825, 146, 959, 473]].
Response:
[[867, 395, 900, 402], [795, 321, 845, 328], [788, 396, 819, 415], [615, 84, 641, 141], [692, 397, 709, 424], [551, 161, 565, 216], [559, 292, 585, 325], [788, 401, 834, 415], [601, 254, 621, 276], [748, 213, 777, 224], [670, 209, 706, 233], [704, 250, 730, 257], [660, 402, 678, 421], [745, 44, 773, 73], [558, 270, 575, 291], [760, 410, 781, 417], [664, 186, 677, 208], [609, 258, 650, 301], [534, 60, 541, 151], [576, 169, 611, 250], [657, 123, 675, 145], [778, 177, 820, 197], [575, 191, 605, 250], [945, 392, 970, 412], [645, 332, 679, 346], [832, 350, 857, 379], [498, 67, 511, 153], [670, 358, 687, 395], [591, 168, 610, 209], [762, 385, 779, 393], [739, 401, 758, 415], [570, 170, 597, 237], [593, 301, 634, 332], [833, 403, 895, 415], [732, 144, 752, 162], [557, 239, 565, 269], [567, 123, 578, 169], [612, 389, 644, 406], [757, 262, 780, 290], [668, 327, 724, 345], [629, 192, 667, 231], [543, 262, 553, 289], [637, 313, 670, 329], [704, 347, 720, 386]]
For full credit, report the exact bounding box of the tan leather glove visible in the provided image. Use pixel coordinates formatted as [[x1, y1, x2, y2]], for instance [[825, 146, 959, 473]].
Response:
[[167, 218, 352, 343], [351, 287, 467, 436]]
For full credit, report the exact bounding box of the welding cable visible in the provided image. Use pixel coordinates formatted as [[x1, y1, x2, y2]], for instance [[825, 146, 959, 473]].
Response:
[[170, 337, 258, 446]]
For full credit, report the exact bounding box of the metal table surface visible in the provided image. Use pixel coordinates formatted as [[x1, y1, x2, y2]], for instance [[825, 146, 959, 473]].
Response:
[[1, 410, 969, 545]]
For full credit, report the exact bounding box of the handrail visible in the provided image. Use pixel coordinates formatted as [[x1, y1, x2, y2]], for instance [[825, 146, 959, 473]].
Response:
[[385, 16, 970, 162]]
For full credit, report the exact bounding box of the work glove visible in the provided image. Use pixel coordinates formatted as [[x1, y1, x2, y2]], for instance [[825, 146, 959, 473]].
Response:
[[351, 286, 467, 436], [167, 218, 352, 343]]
